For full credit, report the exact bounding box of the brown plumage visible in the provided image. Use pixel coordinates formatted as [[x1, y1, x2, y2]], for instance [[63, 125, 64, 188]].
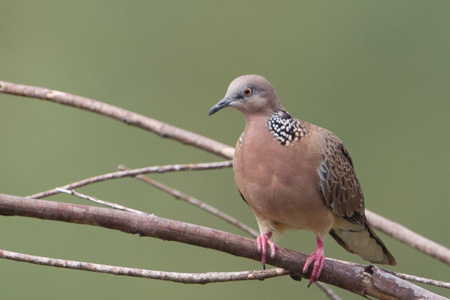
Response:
[[209, 74, 396, 285]]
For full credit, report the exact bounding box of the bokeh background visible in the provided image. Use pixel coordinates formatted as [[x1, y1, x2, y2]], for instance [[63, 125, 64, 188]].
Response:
[[1, 1, 449, 299]]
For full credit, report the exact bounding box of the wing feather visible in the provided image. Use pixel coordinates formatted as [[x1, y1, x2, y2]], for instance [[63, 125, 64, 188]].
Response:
[[318, 129, 365, 225]]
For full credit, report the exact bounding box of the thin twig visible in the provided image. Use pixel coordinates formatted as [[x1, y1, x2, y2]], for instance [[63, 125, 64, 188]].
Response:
[[315, 282, 342, 300], [366, 210, 450, 266], [388, 270, 450, 289], [28, 161, 232, 199], [0, 248, 289, 284], [118, 165, 258, 237], [56, 188, 145, 215]]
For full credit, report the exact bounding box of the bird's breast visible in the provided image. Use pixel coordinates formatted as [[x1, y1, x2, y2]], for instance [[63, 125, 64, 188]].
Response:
[[233, 126, 335, 234]]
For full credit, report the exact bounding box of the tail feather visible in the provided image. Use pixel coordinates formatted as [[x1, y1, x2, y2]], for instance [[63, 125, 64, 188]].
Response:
[[330, 218, 396, 266]]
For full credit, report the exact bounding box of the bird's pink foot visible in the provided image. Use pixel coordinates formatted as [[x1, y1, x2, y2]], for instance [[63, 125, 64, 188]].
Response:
[[257, 232, 276, 269], [302, 237, 325, 286]]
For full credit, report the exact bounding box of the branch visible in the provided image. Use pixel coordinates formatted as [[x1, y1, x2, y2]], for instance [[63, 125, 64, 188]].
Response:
[[0, 248, 289, 284], [0, 194, 447, 300], [0, 80, 234, 159], [389, 271, 450, 289], [56, 188, 146, 214], [315, 282, 343, 300], [366, 210, 450, 266], [28, 161, 232, 199]]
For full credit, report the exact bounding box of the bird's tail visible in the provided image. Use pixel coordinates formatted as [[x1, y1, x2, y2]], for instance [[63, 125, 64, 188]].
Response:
[[330, 217, 396, 266]]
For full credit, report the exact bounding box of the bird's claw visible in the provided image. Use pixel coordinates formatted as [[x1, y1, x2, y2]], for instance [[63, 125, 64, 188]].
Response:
[[257, 232, 276, 269], [303, 238, 325, 287]]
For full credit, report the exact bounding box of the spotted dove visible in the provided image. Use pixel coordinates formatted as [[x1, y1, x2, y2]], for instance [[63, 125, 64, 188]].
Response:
[[208, 74, 396, 285]]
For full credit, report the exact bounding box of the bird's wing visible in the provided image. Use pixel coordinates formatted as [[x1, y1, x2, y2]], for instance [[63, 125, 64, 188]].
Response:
[[317, 129, 365, 225], [317, 128, 396, 265]]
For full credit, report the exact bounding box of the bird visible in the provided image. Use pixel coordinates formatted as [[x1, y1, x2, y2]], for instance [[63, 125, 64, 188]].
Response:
[[208, 74, 396, 286]]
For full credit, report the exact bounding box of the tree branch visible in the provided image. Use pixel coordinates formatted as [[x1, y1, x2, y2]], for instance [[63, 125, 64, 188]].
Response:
[[0, 248, 289, 284], [52, 188, 450, 290], [28, 161, 232, 199], [366, 210, 450, 266], [0, 80, 234, 159], [315, 282, 343, 300], [389, 271, 450, 289], [56, 188, 146, 214], [0, 194, 446, 300]]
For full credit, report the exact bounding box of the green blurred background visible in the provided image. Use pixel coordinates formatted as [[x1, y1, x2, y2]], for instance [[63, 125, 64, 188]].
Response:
[[1, 1, 449, 299]]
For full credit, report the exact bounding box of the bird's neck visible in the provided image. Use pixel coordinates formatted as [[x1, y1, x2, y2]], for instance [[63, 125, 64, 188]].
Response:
[[266, 110, 309, 146]]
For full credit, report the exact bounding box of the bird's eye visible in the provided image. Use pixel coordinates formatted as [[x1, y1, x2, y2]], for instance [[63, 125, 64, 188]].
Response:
[[243, 87, 253, 97]]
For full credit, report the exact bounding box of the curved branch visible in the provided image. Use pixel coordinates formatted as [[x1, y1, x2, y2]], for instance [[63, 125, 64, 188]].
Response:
[[0, 248, 289, 284], [0, 80, 234, 159], [28, 161, 232, 199], [366, 210, 450, 266], [0, 194, 446, 300]]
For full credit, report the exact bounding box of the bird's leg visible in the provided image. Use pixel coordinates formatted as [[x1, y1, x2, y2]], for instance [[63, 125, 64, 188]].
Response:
[[256, 232, 276, 269], [302, 237, 325, 287]]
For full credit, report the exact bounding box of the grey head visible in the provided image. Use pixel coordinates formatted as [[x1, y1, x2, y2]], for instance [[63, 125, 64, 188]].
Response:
[[208, 75, 283, 116]]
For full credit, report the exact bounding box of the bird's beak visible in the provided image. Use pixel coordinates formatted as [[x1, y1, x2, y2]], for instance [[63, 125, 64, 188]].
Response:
[[208, 97, 234, 116]]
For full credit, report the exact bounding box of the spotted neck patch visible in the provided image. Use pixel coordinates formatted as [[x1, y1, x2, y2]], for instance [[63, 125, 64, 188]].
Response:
[[267, 110, 308, 146]]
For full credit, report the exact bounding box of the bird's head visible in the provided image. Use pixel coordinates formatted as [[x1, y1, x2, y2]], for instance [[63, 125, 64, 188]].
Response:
[[208, 74, 282, 117]]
